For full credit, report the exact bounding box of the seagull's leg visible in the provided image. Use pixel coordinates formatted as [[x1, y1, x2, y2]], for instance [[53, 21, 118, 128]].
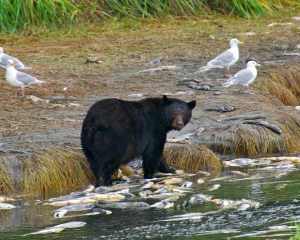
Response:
[[245, 86, 254, 94], [11, 90, 18, 98], [21, 88, 25, 97], [224, 68, 233, 78]]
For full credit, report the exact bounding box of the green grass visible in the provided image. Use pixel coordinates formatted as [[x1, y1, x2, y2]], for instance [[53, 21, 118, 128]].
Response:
[[1, 0, 299, 33]]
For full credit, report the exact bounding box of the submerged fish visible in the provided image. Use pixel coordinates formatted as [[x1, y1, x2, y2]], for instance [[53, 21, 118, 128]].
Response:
[[87, 193, 125, 201], [94, 186, 122, 193], [47, 192, 85, 202], [181, 181, 193, 188], [145, 192, 184, 200], [212, 198, 260, 210], [223, 158, 254, 167], [61, 210, 111, 218], [154, 186, 171, 194], [22, 221, 86, 236], [150, 201, 174, 209], [0, 203, 16, 209], [189, 194, 213, 204], [54, 203, 95, 218], [197, 171, 211, 177], [139, 190, 153, 198], [275, 183, 287, 190], [45, 197, 97, 207], [208, 184, 221, 191], [197, 178, 205, 184], [230, 171, 249, 177], [141, 182, 162, 190], [97, 201, 150, 210], [82, 184, 95, 193], [210, 175, 231, 182], [23, 227, 65, 236], [159, 177, 184, 185]]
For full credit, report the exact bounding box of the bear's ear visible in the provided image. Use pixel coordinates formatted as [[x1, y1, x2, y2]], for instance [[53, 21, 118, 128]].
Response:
[[188, 100, 196, 110], [163, 95, 172, 105]]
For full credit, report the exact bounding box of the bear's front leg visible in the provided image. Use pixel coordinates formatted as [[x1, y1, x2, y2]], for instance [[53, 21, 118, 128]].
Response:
[[157, 156, 176, 173], [142, 144, 163, 179]]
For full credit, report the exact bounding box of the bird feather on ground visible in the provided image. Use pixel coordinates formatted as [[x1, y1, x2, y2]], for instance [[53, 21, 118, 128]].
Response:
[[196, 38, 244, 78], [0, 47, 32, 70], [5, 59, 45, 98], [220, 61, 261, 94]]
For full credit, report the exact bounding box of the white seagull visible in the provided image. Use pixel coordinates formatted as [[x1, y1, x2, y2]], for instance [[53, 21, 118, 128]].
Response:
[[0, 47, 32, 70], [196, 38, 244, 78], [5, 59, 45, 98], [221, 61, 261, 94]]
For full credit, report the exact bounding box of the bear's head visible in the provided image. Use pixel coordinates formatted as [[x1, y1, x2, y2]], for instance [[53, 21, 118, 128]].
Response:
[[163, 95, 196, 130]]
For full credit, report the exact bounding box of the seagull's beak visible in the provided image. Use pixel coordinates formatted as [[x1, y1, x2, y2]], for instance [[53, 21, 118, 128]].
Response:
[[12, 63, 15, 66], [240, 41, 245, 45], [256, 63, 261, 67]]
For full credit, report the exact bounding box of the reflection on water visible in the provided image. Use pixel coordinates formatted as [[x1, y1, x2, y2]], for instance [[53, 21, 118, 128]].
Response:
[[1, 168, 300, 240]]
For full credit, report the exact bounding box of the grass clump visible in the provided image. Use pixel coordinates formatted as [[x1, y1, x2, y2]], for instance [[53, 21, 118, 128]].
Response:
[[222, 114, 300, 157], [0, 159, 15, 195], [21, 148, 94, 194], [226, 127, 282, 157], [164, 144, 221, 172], [254, 66, 300, 106]]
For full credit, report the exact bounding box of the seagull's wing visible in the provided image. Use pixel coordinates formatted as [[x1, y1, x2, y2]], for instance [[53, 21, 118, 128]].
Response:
[[15, 71, 38, 86], [0, 54, 11, 68], [207, 49, 235, 68], [231, 68, 255, 85]]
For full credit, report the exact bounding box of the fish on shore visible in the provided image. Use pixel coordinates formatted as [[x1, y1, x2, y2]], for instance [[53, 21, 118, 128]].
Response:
[[243, 120, 282, 134], [203, 106, 236, 112]]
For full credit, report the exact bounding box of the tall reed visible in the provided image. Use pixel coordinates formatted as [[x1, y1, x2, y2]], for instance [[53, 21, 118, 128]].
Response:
[[0, 0, 81, 33], [1, 0, 299, 33]]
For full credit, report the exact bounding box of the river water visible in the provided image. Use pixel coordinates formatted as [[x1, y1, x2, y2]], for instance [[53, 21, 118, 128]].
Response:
[[1, 162, 300, 240]]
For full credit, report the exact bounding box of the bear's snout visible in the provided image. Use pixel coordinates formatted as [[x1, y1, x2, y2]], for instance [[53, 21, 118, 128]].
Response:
[[172, 116, 184, 130]]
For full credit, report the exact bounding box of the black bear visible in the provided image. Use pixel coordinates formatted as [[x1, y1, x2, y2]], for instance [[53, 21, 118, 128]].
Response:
[[81, 95, 196, 186]]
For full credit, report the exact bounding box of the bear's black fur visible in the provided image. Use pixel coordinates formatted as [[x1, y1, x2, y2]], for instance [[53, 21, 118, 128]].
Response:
[[81, 95, 196, 186]]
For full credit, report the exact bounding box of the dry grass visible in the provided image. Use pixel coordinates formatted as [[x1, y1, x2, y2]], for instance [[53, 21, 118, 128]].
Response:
[[225, 127, 282, 157], [221, 114, 300, 157], [0, 158, 15, 195], [164, 144, 221, 172], [21, 148, 94, 194], [254, 66, 300, 106]]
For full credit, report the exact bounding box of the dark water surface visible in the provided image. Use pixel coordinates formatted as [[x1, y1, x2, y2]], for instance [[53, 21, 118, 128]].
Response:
[[1, 168, 300, 240]]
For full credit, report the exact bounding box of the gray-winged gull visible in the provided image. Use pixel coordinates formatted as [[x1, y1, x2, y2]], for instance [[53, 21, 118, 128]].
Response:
[[5, 59, 45, 98], [196, 38, 244, 78], [221, 61, 261, 94], [0, 47, 32, 70]]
